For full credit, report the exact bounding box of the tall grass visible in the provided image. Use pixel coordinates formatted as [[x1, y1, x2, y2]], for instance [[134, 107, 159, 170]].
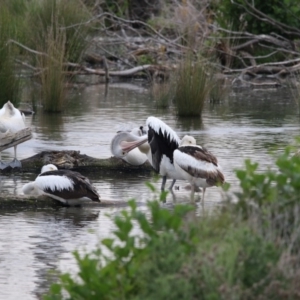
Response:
[[151, 82, 173, 109], [23, 0, 92, 112], [26, 0, 91, 63], [38, 22, 67, 113], [174, 55, 213, 117], [0, 5, 21, 106]]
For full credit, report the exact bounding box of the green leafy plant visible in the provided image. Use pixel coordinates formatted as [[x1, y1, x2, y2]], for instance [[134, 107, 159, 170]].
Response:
[[44, 146, 300, 300]]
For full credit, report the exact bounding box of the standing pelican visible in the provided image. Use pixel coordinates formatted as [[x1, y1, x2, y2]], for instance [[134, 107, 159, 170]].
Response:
[[111, 116, 183, 191], [111, 127, 148, 166], [0, 101, 26, 169], [22, 164, 101, 206], [173, 135, 225, 201]]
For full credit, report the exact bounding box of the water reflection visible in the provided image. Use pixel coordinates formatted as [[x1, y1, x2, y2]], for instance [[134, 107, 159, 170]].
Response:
[[0, 84, 300, 299]]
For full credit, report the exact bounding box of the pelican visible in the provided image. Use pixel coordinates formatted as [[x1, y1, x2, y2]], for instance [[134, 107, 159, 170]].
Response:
[[22, 164, 101, 206], [173, 135, 225, 201], [111, 127, 148, 166], [0, 101, 26, 169], [111, 116, 184, 191]]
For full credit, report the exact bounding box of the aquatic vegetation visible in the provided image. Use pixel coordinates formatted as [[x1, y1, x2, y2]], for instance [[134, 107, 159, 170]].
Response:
[[44, 142, 300, 299], [37, 22, 67, 112], [0, 5, 21, 106], [151, 81, 173, 109], [174, 55, 213, 117], [25, 0, 92, 112]]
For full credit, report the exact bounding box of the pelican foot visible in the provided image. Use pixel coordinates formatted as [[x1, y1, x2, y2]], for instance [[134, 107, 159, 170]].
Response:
[[9, 159, 22, 168], [184, 184, 202, 193], [0, 161, 9, 170]]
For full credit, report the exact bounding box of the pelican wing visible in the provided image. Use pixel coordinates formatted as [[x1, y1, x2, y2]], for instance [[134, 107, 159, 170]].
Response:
[[37, 170, 100, 202], [147, 117, 180, 172], [175, 146, 225, 185]]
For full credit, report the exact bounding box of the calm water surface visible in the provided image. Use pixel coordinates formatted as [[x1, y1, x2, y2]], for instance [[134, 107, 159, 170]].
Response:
[[0, 83, 300, 299]]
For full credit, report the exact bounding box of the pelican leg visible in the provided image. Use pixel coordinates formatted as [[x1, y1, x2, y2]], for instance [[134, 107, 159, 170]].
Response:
[[9, 146, 22, 168], [190, 184, 195, 202], [161, 176, 167, 191], [202, 187, 206, 203], [168, 179, 176, 190]]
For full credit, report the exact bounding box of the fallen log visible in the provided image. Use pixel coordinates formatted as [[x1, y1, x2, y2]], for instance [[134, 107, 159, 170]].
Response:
[[0, 127, 32, 152], [0, 150, 152, 173], [0, 194, 143, 210]]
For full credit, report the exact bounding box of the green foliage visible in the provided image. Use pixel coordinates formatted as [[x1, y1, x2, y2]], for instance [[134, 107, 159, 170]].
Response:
[[174, 55, 213, 117], [22, 0, 92, 112], [45, 143, 300, 299], [26, 0, 91, 63], [216, 0, 300, 37]]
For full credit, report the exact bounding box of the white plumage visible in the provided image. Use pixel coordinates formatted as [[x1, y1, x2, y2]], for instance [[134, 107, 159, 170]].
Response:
[[22, 164, 101, 206], [111, 116, 185, 191], [174, 135, 225, 201], [110, 127, 148, 166], [0, 101, 26, 169]]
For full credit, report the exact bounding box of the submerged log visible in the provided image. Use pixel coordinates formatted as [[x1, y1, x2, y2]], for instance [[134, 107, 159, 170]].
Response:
[[0, 150, 152, 173]]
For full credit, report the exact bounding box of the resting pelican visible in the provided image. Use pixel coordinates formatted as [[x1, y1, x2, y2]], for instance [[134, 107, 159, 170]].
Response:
[[174, 135, 225, 201], [0, 101, 26, 169], [22, 164, 101, 206], [111, 127, 148, 166], [111, 116, 184, 191]]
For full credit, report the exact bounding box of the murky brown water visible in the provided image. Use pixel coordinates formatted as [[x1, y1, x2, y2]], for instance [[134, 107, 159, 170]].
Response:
[[0, 83, 299, 299]]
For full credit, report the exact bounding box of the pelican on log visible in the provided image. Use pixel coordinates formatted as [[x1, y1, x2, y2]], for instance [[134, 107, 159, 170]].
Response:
[[0, 101, 27, 169], [110, 126, 148, 166], [111, 116, 183, 191], [22, 164, 101, 206]]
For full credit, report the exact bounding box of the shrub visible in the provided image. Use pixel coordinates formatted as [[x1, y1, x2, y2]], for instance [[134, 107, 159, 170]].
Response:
[[44, 142, 300, 300], [215, 0, 300, 38]]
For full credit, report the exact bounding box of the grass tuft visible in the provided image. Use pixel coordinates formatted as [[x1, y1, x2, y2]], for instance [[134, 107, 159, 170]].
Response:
[[37, 19, 67, 112], [0, 5, 21, 106], [174, 55, 213, 117]]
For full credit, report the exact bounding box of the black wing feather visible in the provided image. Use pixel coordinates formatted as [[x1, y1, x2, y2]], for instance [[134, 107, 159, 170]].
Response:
[[39, 170, 100, 202], [148, 126, 179, 172]]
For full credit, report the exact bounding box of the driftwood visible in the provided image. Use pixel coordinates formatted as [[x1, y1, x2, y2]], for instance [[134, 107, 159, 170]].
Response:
[[0, 150, 152, 173], [0, 127, 32, 151]]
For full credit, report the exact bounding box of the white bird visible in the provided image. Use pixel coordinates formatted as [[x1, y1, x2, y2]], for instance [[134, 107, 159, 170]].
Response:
[[111, 116, 184, 191], [0, 101, 26, 169], [22, 164, 101, 206], [173, 135, 225, 201], [111, 127, 148, 166]]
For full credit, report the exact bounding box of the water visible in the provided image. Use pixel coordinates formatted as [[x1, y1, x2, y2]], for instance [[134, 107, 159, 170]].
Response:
[[0, 83, 299, 299]]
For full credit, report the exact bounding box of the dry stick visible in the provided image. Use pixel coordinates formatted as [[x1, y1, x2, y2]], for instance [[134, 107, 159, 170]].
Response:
[[7, 39, 48, 56], [102, 56, 109, 83], [62, 12, 192, 52]]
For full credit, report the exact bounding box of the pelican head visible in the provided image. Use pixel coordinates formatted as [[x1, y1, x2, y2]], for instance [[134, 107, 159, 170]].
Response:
[[110, 131, 148, 158], [180, 135, 197, 146], [41, 164, 58, 173]]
